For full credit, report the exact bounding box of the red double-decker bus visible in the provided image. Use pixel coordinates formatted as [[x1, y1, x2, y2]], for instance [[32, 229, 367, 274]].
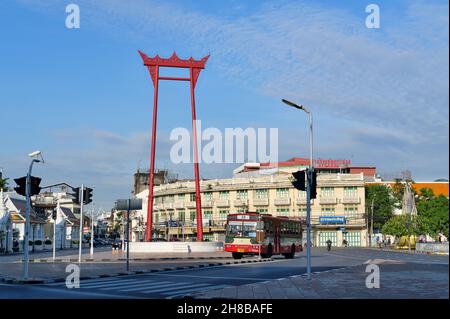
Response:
[[224, 212, 303, 259]]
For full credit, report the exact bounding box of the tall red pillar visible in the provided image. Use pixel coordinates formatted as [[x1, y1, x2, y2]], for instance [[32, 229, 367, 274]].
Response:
[[139, 51, 209, 242]]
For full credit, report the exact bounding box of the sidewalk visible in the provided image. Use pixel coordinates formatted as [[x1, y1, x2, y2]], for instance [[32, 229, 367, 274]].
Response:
[[190, 259, 449, 299]]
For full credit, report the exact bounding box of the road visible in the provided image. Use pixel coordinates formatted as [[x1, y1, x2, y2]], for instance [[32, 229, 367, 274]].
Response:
[[0, 248, 447, 299]]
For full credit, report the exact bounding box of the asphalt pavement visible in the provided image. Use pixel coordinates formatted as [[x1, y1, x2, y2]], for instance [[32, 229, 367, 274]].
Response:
[[0, 248, 447, 299]]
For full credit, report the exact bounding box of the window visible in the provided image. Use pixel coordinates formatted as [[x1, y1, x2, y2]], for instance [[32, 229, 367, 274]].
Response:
[[166, 195, 174, 203], [189, 193, 196, 202], [204, 210, 213, 220], [178, 211, 185, 222], [219, 191, 229, 200], [276, 207, 290, 216], [276, 188, 289, 198], [256, 208, 268, 213], [298, 190, 306, 198], [321, 187, 334, 197], [298, 207, 307, 217], [203, 192, 213, 201], [189, 210, 196, 221], [344, 205, 358, 218], [236, 190, 248, 200], [255, 189, 268, 199], [344, 186, 358, 197], [178, 193, 185, 200], [219, 209, 229, 220], [321, 206, 335, 216]]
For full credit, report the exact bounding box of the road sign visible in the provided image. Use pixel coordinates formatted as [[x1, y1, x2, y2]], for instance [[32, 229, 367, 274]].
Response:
[[115, 199, 142, 210]]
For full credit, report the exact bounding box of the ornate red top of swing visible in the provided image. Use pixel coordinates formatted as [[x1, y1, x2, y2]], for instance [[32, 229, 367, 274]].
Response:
[[138, 50, 209, 69]]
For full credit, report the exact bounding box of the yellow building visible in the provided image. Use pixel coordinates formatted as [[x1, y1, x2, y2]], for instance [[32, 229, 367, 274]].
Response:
[[134, 172, 368, 247]]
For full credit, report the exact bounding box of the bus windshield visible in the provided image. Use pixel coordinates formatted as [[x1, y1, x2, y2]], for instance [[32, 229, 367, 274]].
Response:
[[226, 221, 257, 238]]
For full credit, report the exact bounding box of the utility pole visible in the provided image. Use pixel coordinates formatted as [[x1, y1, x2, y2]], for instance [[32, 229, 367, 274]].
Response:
[[370, 197, 375, 247], [90, 202, 95, 256], [78, 185, 84, 263]]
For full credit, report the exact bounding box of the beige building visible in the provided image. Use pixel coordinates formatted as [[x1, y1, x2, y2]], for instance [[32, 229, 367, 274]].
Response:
[[133, 172, 368, 247]]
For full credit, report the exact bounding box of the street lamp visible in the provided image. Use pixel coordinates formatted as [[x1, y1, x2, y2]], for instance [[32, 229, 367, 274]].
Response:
[[281, 99, 314, 280], [23, 150, 44, 280]]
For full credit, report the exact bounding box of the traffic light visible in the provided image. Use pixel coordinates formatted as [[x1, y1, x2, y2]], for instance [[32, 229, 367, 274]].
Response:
[[14, 176, 27, 196], [83, 187, 93, 205], [30, 176, 42, 196], [52, 209, 57, 220], [308, 170, 317, 199], [69, 187, 81, 204], [291, 170, 306, 191]]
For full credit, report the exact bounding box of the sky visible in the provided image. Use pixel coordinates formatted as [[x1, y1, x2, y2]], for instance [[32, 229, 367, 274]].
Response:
[[0, 0, 448, 211]]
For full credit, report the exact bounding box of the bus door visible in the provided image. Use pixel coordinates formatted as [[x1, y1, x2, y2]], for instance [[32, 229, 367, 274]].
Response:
[[274, 224, 281, 253]]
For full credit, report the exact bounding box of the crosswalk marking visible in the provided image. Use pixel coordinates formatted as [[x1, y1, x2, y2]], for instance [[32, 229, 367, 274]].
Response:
[[81, 279, 141, 289], [141, 282, 210, 294], [45, 275, 232, 298], [164, 284, 230, 298], [115, 281, 182, 292]]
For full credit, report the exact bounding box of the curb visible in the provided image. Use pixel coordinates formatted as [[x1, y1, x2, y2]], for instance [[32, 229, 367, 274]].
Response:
[[0, 258, 274, 285], [22, 256, 234, 263]]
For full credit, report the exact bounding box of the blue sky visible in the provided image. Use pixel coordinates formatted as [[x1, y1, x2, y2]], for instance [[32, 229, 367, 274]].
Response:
[[0, 0, 448, 210]]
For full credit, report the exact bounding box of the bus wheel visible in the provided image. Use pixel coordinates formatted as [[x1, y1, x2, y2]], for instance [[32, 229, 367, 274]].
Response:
[[232, 252, 243, 260]]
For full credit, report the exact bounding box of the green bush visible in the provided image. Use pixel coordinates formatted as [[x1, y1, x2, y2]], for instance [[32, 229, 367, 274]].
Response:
[[45, 239, 52, 245], [28, 240, 33, 245], [34, 240, 42, 245]]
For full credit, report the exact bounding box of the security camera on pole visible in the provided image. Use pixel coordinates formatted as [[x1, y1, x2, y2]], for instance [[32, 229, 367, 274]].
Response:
[[14, 151, 44, 280]]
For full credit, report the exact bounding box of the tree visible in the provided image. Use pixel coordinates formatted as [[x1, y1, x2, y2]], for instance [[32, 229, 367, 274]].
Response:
[[0, 176, 8, 191], [416, 189, 449, 239], [365, 185, 396, 231], [382, 214, 420, 238]]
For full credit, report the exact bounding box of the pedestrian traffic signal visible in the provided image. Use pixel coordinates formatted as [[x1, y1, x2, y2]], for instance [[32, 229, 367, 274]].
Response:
[[308, 170, 317, 199], [69, 187, 81, 204], [291, 170, 306, 191], [83, 187, 93, 205], [30, 176, 42, 196], [14, 176, 27, 196]]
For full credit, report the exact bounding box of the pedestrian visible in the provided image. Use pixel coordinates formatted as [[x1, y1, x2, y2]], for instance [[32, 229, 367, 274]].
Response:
[[438, 235, 442, 243], [326, 239, 332, 251], [342, 239, 348, 247], [388, 238, 391, 246]]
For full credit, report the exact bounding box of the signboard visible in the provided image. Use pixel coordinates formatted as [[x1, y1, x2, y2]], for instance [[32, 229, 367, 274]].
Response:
[[319, 216, 346, 224], [83, 226, 90, 233], [115, 199, 143, 211]]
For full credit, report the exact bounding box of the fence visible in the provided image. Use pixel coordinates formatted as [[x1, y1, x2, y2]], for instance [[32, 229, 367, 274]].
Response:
[[415, 242, 449, 255]]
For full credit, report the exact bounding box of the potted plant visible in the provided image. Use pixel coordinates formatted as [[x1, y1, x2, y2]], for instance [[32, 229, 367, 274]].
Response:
[[44, 239, 52, 250], [72, 240, 79, 248], [34, 239, 43, 251]]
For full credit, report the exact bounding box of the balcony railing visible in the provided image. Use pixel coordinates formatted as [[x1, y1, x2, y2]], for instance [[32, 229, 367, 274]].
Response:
[[233, 199, 248, 207], [186, 201, 197, 209], [342, 196, 361, 204], [252, 198, 269, 206], [274, 198, 291, 206], [319, 196, 337, 205], [202, 200, 214, 208], [174, 202, 185, 209], [163, 203, 174, 210], [215, 199, 230, 207]]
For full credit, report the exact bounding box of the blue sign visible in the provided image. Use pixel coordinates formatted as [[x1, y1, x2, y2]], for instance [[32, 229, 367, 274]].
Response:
[[319, 216, 346, 224]]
